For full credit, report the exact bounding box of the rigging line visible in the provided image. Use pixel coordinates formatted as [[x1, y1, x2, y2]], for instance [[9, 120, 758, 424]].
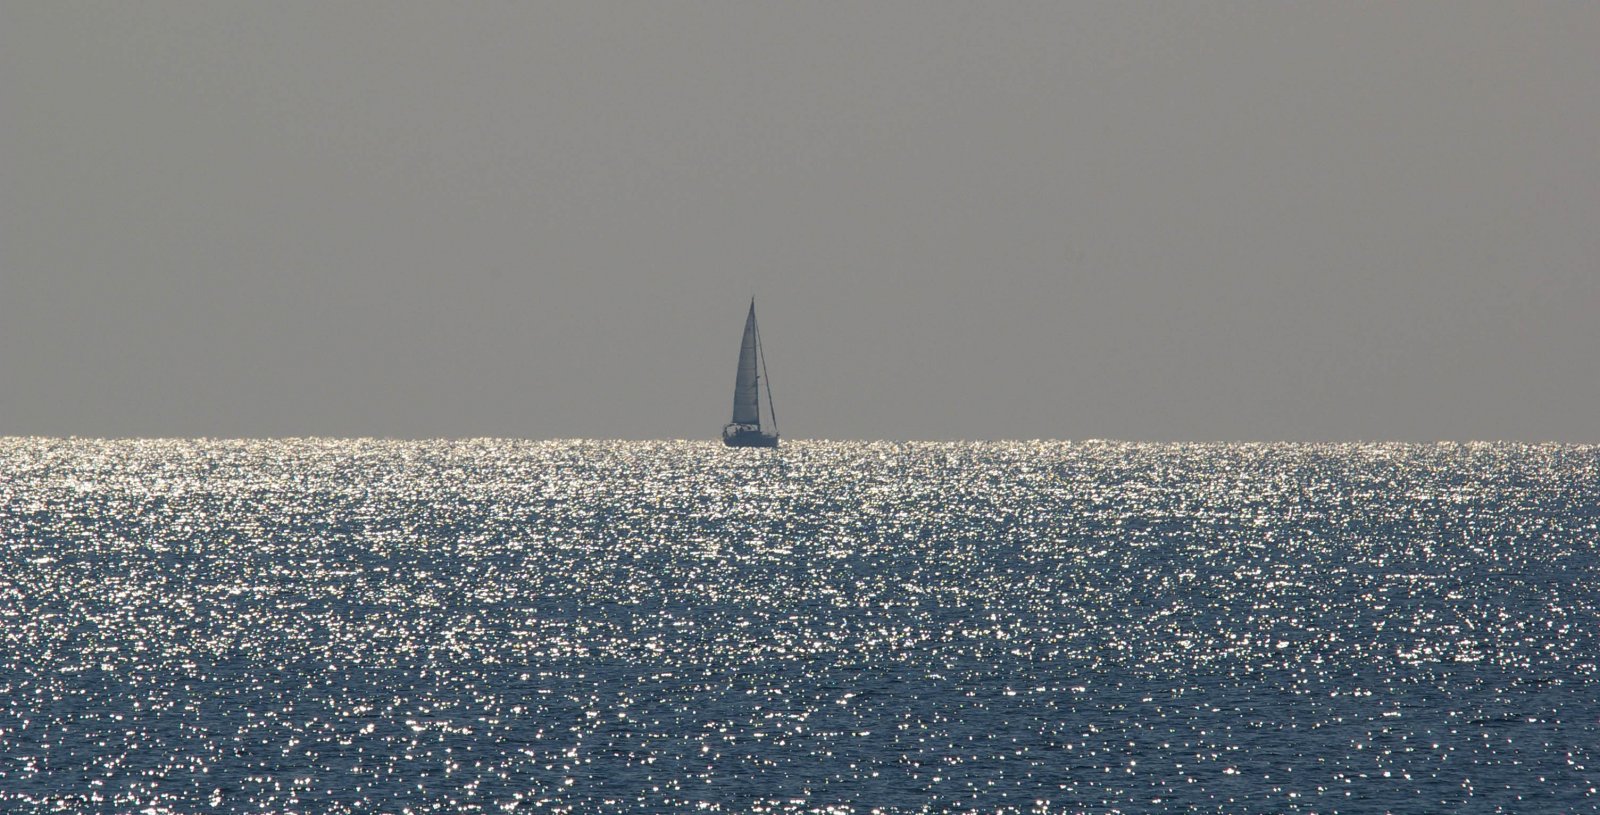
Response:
[[754, 310, 778, 435]]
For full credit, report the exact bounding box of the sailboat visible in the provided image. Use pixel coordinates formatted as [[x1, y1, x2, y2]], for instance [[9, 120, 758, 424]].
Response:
[[722, 298, 780, 448]]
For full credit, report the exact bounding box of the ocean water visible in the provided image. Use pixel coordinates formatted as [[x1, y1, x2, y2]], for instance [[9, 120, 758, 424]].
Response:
[[1, 439, 1597, 814]]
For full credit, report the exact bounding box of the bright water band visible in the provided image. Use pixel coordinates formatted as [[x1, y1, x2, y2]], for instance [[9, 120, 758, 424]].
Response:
[[2, 440, 1597, 813]]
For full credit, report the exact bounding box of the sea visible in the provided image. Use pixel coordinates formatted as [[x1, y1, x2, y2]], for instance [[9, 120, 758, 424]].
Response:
[[2, 439, 1597, 814]]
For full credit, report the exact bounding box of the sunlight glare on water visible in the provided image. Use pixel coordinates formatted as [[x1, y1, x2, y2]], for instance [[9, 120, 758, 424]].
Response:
[[1, 439, 1597, 813]]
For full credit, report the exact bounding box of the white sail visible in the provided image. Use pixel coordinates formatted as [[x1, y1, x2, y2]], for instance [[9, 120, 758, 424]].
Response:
[[731, 301, 761, 426]]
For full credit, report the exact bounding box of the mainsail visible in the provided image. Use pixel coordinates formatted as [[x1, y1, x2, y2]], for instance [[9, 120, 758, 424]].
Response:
[[731, 301, 761, 426]]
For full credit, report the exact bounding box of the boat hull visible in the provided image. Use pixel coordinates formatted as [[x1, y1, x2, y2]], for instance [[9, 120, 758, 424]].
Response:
[[722, 429, 779, 448]]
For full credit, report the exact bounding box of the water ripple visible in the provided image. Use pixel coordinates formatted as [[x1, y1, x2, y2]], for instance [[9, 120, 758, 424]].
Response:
[[2, 440, 1596, 812]]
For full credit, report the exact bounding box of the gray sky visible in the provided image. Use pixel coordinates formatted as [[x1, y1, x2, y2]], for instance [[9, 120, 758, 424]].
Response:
[[3, 2, 1597, 441]]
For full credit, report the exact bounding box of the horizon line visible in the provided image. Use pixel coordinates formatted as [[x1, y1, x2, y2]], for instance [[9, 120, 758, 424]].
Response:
[[2, 436, 1594, 446]]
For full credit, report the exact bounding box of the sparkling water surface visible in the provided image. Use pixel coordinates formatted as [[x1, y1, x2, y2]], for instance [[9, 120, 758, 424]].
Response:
[[2, 440, 1597, 813]]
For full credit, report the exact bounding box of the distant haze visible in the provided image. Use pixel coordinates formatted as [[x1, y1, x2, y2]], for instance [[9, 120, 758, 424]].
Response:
[[3, 2, 1596, 441]]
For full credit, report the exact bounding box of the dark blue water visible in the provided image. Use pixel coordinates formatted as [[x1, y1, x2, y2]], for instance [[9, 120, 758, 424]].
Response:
[[2, 440, 1597, 813]]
